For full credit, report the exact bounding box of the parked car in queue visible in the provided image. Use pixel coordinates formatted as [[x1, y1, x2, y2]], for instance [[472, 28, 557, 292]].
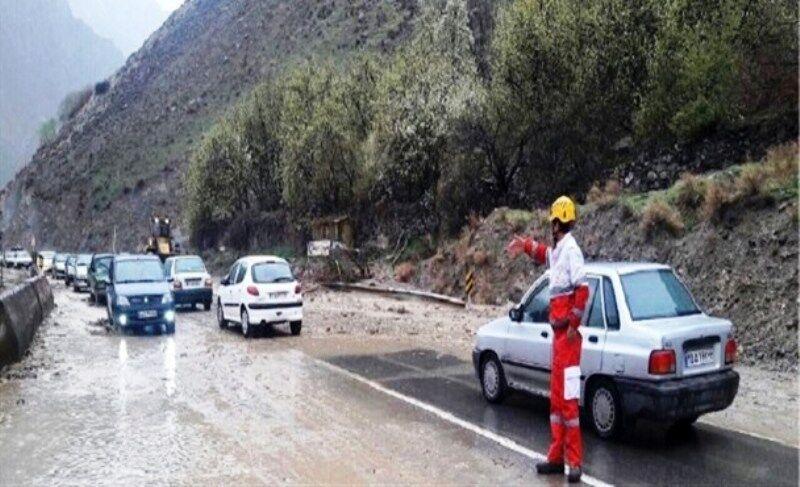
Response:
[[164, 255, 213, 311]]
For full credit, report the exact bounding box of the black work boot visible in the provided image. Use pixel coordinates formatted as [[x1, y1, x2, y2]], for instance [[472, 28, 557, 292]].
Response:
[[567, 466, 582, 483], [535, 462, 565, 475]]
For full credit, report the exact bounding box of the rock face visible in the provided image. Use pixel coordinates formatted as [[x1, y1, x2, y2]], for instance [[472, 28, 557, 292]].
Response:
[[613, 114, 798, 192], [2, 0, 424, 250], [0, 0, 123, 186]]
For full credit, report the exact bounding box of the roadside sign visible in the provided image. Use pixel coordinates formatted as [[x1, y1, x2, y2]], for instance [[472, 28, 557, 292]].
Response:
[[465, 269, 475, 298]]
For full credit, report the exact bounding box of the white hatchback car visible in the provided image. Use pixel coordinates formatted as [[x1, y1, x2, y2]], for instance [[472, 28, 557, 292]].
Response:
[[473, 262, 739, 439], [216, 256, 303, 338]]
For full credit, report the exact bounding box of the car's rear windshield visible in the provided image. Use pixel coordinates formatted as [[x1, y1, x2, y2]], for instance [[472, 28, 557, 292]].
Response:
[[77, 254, 92, 265], [115, 260, 166, 284], [251, 262, 294, 283], [175, 257, 206, 273], [55, 254, 67, 262], [621, 270, 700, 321]]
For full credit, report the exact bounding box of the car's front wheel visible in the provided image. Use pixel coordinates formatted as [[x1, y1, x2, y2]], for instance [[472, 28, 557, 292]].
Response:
[[216, 300, 227, 329], [480, 353, 507, 403], [588, 379, 627, 439], [241, 309, 253, 339]]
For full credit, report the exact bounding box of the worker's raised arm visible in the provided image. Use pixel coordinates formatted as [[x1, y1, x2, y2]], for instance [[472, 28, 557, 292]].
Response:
[[506, 235, 549, 266]]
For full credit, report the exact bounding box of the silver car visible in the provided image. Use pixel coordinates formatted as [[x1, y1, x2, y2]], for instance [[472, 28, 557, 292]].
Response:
[[472, 262, 739, 439]]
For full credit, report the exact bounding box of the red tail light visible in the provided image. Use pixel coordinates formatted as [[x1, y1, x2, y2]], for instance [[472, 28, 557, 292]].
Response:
[[295, 284, 302, 295], [649, 349, 676, 375], [725, 338, 737, 365], [204, 278, 213, 288], [173, 280, 182, 290], [246, 286, 259, 296]]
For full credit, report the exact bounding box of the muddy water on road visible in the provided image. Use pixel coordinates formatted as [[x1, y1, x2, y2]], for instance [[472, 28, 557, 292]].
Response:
[[0, 284, 551, 486]]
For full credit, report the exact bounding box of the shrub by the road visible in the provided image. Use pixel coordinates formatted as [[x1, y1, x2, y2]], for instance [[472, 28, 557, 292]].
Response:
[[641, 197, 685, 237]]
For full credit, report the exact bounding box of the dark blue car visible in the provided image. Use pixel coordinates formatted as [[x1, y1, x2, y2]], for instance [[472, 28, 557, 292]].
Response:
[[106, 254, 176, 334]]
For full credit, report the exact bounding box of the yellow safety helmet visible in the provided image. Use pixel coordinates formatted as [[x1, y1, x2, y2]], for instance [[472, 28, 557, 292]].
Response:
[[549, 196, 577, 224]]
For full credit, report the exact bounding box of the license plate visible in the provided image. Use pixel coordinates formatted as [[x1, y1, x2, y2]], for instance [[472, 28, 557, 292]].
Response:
[[269, 292, 287, 299], [685, 348, 715, 368], [186, 279, 201, 287], [138, 310, 158, 319]]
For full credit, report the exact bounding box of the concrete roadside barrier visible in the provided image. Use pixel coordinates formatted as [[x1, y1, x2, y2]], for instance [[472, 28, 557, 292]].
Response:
[[31, 275, 54, 315], [0, 276, 54, 369]]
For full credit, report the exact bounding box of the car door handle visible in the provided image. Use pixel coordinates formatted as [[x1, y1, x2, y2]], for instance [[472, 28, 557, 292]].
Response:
[[540, 331, 549, 338], [588, 335, 599, 343]]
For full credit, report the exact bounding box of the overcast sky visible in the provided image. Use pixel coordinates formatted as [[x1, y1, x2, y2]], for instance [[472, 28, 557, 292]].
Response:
[[156, 0, 184, 12]]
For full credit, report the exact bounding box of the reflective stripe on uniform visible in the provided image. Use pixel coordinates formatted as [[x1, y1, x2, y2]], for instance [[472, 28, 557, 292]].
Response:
[[564, 418, 580, 428], [550, 414, 563, 425], [550, 285, 575, 297], [571, 307, 583, 318]]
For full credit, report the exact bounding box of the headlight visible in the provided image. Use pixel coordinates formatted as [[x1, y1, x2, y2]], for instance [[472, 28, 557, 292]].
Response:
[[118, 314, 128, 326], [164, 310, 175, 322], [162, 293, 173, 304], [117, 295, 130, 307]]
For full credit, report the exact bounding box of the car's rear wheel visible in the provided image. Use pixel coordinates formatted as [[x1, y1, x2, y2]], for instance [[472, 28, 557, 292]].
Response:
[[588, 379, 626, 439], [203, 301, 211, 311], [290, 321, 302, 336], [241, 309, 252, 339], [216, 300, 227, 329], [480, 353, 507, 403]]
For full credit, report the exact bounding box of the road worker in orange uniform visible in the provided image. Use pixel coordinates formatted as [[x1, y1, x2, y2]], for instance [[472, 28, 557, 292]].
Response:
[[507, 196, 589, 484]]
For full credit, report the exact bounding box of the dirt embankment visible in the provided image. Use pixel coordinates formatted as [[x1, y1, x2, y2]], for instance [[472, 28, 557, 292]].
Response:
[[414, 202, 798, 372]]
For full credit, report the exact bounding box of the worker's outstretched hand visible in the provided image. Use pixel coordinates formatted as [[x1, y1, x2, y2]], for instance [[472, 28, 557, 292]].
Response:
[[506, 235, 534, 259]]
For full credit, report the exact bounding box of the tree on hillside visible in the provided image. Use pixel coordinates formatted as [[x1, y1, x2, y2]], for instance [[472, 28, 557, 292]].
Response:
[[370, 0, 479, 212], [279, 58, 379, 219], [474, 0, 655, 206], [186, 80, 285, 246], [636, 0, 797, 141], [37, 119, 58, 146]]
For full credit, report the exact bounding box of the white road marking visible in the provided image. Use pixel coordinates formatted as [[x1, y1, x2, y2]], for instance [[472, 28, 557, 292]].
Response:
[[315, 358, 615, 487]]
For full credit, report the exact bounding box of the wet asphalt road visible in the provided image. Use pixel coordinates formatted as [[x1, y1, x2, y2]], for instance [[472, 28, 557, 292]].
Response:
[[327, 349, 799, 486], [0, 283, 797, 486]]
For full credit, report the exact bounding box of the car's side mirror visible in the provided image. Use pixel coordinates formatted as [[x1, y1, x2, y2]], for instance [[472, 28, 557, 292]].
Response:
[[509, 305, 523, 322], [220, 277, 229, 286]]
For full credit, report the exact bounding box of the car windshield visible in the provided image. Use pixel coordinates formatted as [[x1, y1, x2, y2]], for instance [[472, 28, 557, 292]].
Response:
[[251, 262, 294, 283], [621, 269, 701, 321], [77, 254, 92, 265], [95, 257, 112, 273], [175, 257, 206, 273], [115, 260, 166, 284], [55, 254, 67, 262]]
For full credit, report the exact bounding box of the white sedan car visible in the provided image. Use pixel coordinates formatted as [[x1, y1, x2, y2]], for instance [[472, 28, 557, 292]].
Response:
[[216, 255, 303, 338], [473, 262, 739, 439]]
